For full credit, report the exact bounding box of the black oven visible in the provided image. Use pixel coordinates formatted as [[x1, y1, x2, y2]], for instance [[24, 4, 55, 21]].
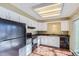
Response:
[[26, 33, 32, 45], [27, 33, 32, 38]]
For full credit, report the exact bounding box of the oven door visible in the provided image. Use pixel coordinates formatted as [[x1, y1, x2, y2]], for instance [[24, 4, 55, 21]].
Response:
[[26, 38, 32, 45]]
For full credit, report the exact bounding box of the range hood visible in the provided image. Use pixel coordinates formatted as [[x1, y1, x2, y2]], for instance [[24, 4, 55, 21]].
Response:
[[27, 26, 35, 29]]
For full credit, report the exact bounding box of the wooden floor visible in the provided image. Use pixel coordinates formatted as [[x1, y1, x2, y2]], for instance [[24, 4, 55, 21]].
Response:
[[29, 46, 73, 56]]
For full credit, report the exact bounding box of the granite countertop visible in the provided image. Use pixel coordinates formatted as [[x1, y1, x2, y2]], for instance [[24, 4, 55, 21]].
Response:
[[32, 34, 70, 37]]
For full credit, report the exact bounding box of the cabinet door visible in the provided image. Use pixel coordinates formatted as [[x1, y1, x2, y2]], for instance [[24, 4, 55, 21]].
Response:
[[19, 16, 27, 24], [61, 21, 69, 31], [26, 43, 32, 55], [0, 7, 7, 19], [40, 38, 43, 44], [44, 36, 48, 45], [42, 23, 47, 31], [35, 22, 39, 31], [48, 36, 60, 47], [37, 36, 41, 45], [0, 7, 20, 22], [19, 46, 26, 56], [40, 36, 60, 47], [9, 11, 20, 22], [33, 38, 37, 44], [40, 36, 48, 45], [37, 23, 47, 31], [40, 36, 44, 45]]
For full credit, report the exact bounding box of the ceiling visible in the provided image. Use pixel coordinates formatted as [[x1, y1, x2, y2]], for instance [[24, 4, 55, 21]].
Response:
[[11, 3, 79, 22]]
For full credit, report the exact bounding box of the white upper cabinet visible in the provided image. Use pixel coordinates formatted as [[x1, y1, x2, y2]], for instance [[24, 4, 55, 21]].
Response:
[[0, 7, 8, 19], [8, 11, 20, 22], [20, 15, 38, 31], [0, 7, 46, 31], [28, 19, 36, 27], [0, 7, 37, 27], [19, 16, 28, 24], [20, 16, 37, 27], [0, 7, 20, 22], [41, 23, 47, 31], [61, 21, 69, 31], [36, 22, 47, 31]]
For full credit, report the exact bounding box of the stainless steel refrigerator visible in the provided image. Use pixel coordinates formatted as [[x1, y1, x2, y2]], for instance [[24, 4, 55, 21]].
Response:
[[0, 18, 26, 56]]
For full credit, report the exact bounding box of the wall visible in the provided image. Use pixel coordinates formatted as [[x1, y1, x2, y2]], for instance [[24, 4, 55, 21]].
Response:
[[69, 9, 79, 53], [74, 20, 79, 51], [47, 22, 61, 34]]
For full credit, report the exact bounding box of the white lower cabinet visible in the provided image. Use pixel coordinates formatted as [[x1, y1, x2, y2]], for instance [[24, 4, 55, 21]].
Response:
[[26, 43, 32, 56], [40, 36, 48, 45], [19, 43, 32, 56], [47, 36, 60, 47], [19, 46, 26, 56], [37, 38, 40, 47], [39, 36, 60, 48]]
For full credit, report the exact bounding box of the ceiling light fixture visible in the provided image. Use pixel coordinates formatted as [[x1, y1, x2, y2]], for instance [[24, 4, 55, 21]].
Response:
[[40, 10, 60, 16], [37, 8, 61, 14], [41, 14, 59, 17]]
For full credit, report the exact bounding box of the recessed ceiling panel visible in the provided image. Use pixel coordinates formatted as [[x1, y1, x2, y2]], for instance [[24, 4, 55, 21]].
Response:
[[11, 3, 79, 21], [34, 3, 62, 18]]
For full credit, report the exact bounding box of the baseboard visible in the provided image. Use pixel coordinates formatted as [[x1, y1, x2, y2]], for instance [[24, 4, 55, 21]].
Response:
[[40, 44, 60, 49], [40, 44, 71, 51]]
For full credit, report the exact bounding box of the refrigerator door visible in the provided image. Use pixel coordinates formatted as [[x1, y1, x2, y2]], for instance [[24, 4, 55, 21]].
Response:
[[0, 40, 11, 52], [11, 37, 26, 49], [0, 23, 7, 41]]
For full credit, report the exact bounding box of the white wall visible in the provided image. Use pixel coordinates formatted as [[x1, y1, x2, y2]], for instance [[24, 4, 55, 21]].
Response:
[[70, 11, 79, 53], [71, 19, 79, 52]]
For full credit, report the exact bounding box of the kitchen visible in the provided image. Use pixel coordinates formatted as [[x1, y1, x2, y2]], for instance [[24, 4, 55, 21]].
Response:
[[0, 3, 79, 56], [25, 20, 70, 56]]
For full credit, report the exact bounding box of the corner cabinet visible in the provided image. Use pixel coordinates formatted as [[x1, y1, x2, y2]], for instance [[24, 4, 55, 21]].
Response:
[[61, 21, 69, 31]]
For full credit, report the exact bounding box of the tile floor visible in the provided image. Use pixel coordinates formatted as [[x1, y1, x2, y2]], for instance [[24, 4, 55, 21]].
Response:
[[29, 46, 74, 56]]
